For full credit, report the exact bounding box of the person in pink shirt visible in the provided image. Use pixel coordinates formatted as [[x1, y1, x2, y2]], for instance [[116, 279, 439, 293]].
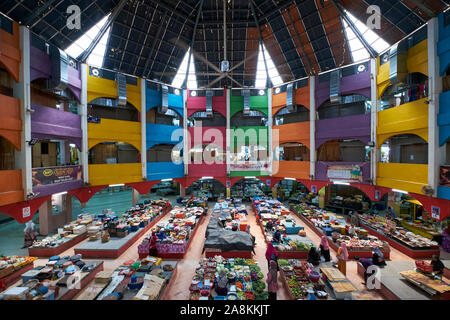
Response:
[[266, 260, 279, 300], [319, 235, 331, 262]]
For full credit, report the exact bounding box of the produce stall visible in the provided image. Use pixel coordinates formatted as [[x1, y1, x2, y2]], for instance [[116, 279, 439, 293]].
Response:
[[189, 256, 267, 300], [204, 201, 254, 258], [0, 256, 37, 291], [74, 201, 171, 259], [28, 216, 91, 257], [0, 256, 103, 300], [359, 214, 440, 259], [278, 259, 329, 300], [291, 204, 391, 259], [254, 199, 315, 259], [138, 206, 206, 259]]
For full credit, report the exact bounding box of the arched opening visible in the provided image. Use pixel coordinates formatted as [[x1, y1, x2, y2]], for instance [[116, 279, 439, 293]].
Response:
[[230, 178, 270, 200], [317, 139, 369, 162], [379, 134, 428, 164], [88, 98, 139, 122], [89, 142, 139, 164], [230, 110, 268, 127], [32, 139, 80, 168], [274, 179, 309, 202], [186, 178, 226, 200], [0, 67, 15, 97], [147, 143, 182, 163], [189, 144, 224, 164], [188, 111, 226, 127], [273, 105, 309, 125], [325, 184, 372, 214], [379, 72, 428, 111], [0, 136, 16, 170], [150, 181, 179, 197], [30, 78, 79, 110], [146, 107, 182, 126], [274, 142, 310, 161], [318, 94, 370, 120]]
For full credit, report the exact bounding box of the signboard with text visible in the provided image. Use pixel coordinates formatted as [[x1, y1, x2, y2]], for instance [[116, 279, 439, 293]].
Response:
[[327, 165, 362, 183], [32, 165, 82, 187]]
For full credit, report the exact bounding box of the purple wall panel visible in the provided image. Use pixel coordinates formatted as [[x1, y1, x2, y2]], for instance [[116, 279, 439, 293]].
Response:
[[33, 180, 84, 197], [315, 113, 371, 148], [315, 70, 371, 108], [31, 104, 82, 149], [30, 46, 51, 82], [315, 161, 371, 183]]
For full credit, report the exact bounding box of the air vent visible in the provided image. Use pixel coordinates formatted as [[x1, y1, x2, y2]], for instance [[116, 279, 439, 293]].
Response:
[[49, 45, 69, 91], [243, 89, 250, 115], [116, 73, 127, 107], [158, 85, 169, 114], [206, 90, 213, 117], [286, 83, 295, 112], [389, 42, 407, 86], [330, 70, 341, 104]]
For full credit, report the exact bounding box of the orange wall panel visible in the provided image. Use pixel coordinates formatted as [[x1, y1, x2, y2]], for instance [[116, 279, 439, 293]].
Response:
[[273, 161, 310, 180], [0, 93, 22, 150], [273, 122, 310, 148], [0, 170, 24, 206], [0, 21, 21, 82]]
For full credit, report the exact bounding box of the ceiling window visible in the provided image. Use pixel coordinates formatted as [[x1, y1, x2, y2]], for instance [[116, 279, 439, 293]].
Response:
[[255, 44, 283, 88], [343, 10, 390, 62], [65, 15, 111, 68], [171, 49, 198, 89]]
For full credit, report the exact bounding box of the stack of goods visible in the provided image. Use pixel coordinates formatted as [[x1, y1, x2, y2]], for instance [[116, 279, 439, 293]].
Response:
[[360, 214, 439, 249], [320, 267, 357, 300], [335, 235, 389, 253], [138, 207, 204, 258], [330, 195, 369, 211], [1, 255, 102, 300], [29, 219, 89, 250], [189, 256, 267, 300], [278, 259, 328, 300], [92, 257, 177, 300], [0, 256, 37, 280], [183, 196, 208, 208], [254, 199, 314, 254]]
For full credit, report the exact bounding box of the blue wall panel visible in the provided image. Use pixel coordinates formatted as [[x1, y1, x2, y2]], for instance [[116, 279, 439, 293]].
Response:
[[438, 91, 450, 146], [147, 162, 184, 181], [438, 12, 450, 76], [146, 123, 183, 149], [437, 186, 450, 201]]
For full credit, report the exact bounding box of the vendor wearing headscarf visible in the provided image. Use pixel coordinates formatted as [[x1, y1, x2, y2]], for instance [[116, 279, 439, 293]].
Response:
[[23, 221, 37, 248], [273, 229, 281, 244], [265, 242, 278, 269], [320, 236, 331, 262], [336, 242, 349, 275], [265, 220, 274, 232], [372, 247, 386, 266], [307, 247, 320, 266], [358, 257, 375, 285], [266, 260, 279, 300], [148, 231, 158, 257], [431, 255, 444, 275], [215, 269, 228, 296]]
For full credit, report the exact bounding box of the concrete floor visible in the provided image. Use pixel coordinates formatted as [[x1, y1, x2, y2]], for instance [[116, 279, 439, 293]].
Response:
[[2, 197, 449, 300]]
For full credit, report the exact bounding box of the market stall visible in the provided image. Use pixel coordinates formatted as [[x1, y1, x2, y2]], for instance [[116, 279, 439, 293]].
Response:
[[0, 256, 37, 291], [74, 201, 171, 259], [359, 214, 440, 259], [203, 200, 254, 258], [0, 256, 103, 300], [291, 203, 391, 259], [399, 269, 450, 300], [28, 216, 90, 257], [320, 267, 357, 300], [254, 198, 316, 259], [138, 206, 206, 259], [189, 256, 268, 300]]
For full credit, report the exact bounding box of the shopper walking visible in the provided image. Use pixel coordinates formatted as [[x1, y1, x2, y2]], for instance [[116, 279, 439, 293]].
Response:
[[266, 260, 279, 300], [265, 242, 278, 269], [319, 236, 331, 262], [336, 242, 349, 275]]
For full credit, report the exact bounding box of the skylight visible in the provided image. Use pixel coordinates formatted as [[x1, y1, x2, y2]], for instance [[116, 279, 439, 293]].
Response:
[[255, 44, 283, 88], [171, 49, 198, 89], [65, 15, 111, 68], [342, 10, 390, 62]]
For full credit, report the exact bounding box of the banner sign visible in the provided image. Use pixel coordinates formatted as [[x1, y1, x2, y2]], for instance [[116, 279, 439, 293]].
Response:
[[327, 165, 362, 183], [32, 165, 82, 187], [229, 161, 269, 171]]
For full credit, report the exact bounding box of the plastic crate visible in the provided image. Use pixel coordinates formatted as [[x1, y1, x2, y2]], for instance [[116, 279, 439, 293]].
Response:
[[214, 295, 226, 300], [415, 261, 433, 273]]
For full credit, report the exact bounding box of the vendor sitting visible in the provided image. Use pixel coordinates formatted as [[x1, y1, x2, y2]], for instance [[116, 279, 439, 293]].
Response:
[[215, 269, 228, 296], [156, 228, 166, 241], [431, 255, 445, 275], [272, 229, 282, 244], [307, 247, 320, 266], [265, 220, 274, 232], [372, 247, 386, 267], [348, 224, 357, 237]]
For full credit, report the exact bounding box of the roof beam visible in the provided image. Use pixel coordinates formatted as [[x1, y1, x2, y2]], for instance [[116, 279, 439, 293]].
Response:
[[77, 0, 128, 63], [133, 7, 160, 76], [118, 2, 141, 71], [148, 0, 196, 26], [401, 0, 436, 18], [329, 0, 377, 58], [142, 10, 169, 78], [258, 0, 295, 24], [22, 0, 60, 27]]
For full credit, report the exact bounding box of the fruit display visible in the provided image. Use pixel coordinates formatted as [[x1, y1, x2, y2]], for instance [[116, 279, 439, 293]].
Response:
[[189, 256, 265, 300], [0, 256, 37, 279]]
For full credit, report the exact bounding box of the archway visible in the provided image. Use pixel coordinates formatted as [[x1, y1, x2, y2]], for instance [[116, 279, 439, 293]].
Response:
[[88, 97, 139, 122], [379, 134, 428, 164], [188, 111, 226, 127], [89, 142, 140, 164], [230, 178, 270, 200], [273, 179, 310, 202], [147, 143, 182, 164], [147, 107, 183, 127], [186, 178, 226, 201], [324, 184, 372, 214], [230, 110, 268, 127], [317, 139, 369, 162], [274, 142, 310, 161], [189, 143, 225, 164], [273, 105, 309, 125], [317, 94, 370, 120]]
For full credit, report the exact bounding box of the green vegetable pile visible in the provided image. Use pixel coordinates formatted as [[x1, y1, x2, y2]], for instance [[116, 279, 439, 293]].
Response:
[[255, 292, 269, 300], [294, 241, 312, 251], [257, 271, 264, 280], [249, 264, 261, 272], [277, 259, 289, 266], [253, 280, 266, 293]]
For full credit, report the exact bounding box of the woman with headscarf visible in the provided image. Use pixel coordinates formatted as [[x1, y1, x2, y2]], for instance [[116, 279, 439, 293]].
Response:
[[23, 221, 37, 248], [215, 269, 229, 296], [265, 242, 278, 269], [319, 236, 331, 262], [266, 260, 279, 300], [372, 247, 386, 266], [148, 231, 158, 257], [307, 247, 320, 266], [336, 242, 349, 275]]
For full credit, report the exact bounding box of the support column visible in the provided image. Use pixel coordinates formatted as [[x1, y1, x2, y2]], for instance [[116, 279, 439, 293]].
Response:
[[141, 79, 147, 180], [80, 64, 89, 184], [370, 58, 378, 185], [183, 89, 188, 176], [427, 17, 442, 196], [65, 194, 73, 224], [226, 89, 231, 175], [38, 199, 52, 236], [309, 76, 316, 180], [226, 188, 230, 198], [180, 185, 186, 198], [272, 187, 277, 199], [132, 188, 139, 206], [13, 26, 32, 198], [268, 88, 273, 175]]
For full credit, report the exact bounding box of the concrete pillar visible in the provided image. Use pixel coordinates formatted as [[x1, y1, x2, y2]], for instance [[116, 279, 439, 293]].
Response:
[[180, 185, 186, 198], [268, 88, 273, 175], [183, 89, 188, 175], [141, 79, 147, 180], [272, 187, 277, 199], [65, 194, 73, 223], [309, 76, 316, 180], [370, 58, 378, 184], [226, 188, 230, 198], [80, 64, 89, 183], [226, 88, 231, 175], [38, 199, 52, 236], [132, 188, 140, 206]]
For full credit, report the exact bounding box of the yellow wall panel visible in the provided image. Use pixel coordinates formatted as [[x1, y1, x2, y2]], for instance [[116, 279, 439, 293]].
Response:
[[377, 98, 428, 147], [88, 163, 142, 186], [377, 163, 428, 194], [406, 40, 428, 76], [377, 58, 390, 99], [88, 118, 141, 151]]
